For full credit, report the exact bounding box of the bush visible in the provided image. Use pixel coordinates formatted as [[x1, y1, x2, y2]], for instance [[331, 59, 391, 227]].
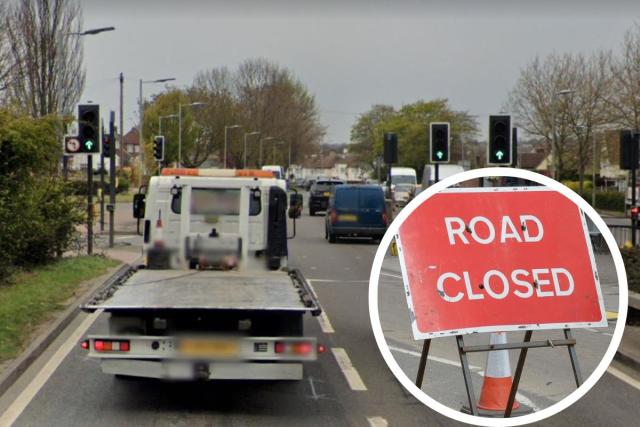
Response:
[[0, 111, 83, 282]]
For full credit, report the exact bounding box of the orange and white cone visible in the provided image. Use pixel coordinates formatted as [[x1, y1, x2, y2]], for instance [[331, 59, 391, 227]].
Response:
[[477, 332, 520, 412]]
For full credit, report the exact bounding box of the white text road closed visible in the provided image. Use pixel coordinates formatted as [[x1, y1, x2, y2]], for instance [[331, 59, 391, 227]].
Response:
[[396, 187, 607, 339]]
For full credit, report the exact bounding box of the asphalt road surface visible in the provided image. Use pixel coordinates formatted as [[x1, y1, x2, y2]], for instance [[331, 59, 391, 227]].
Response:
[[0, 196, 639, 426]]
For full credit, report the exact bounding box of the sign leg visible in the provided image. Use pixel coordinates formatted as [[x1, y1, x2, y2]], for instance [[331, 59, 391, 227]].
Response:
[[456, 335, 478, 416], [505, 330, 533, 418], [415, 339, 431, 388], [564, 329, 583, 387]]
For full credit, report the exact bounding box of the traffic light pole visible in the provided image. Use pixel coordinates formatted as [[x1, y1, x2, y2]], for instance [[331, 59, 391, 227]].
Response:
[[109, 111, 116, 248], [435, 164, 440, 184], [99, 139, 105, 232], [632, 165, 636, 247], [87, 155, 93, 255]]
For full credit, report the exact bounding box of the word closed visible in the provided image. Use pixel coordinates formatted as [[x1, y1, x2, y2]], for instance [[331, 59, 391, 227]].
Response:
[[396, 188, 607, 339]]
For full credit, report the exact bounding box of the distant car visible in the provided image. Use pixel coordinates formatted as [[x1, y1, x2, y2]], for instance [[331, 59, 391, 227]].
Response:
[[325, 184, 387, 243], [309, 179, 344, 215]]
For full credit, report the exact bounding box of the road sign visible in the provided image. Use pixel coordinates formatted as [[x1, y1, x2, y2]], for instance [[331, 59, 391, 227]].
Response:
[[64, 136, 81, 154], [396, 187, 607, 339]]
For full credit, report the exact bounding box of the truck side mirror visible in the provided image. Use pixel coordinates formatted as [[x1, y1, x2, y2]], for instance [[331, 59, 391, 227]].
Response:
[[133, 194, 146, 219], [288, 193, 303, 219]]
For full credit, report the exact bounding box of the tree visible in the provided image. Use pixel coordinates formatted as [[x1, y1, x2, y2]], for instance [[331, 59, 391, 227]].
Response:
[[350, 100, 478, 176], [506, 53, 578, 179], [0, 2, 11, 96], [606, 23, 640, 131], [3, 0, 85, 117]]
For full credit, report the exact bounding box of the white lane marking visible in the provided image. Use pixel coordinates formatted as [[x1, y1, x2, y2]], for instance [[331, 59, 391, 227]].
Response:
[[389, 345, 542, 411], [308, 279, 369, 283], [608, 366, 640, 391], [380, 272, 403, 280], [331, 347, 367, 391], [0, 311, 101, 427], [389, 345, 483, 371], [317, 311, 335, 334], [367, 416, 388, 427]]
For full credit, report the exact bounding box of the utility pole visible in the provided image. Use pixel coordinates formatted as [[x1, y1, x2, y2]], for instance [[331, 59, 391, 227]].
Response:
[[109, 111, 116, 248], [119, 73, 124, 169]]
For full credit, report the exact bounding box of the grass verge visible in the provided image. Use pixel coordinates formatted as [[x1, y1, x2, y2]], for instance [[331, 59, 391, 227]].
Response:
[[0, 255, 119, 363]]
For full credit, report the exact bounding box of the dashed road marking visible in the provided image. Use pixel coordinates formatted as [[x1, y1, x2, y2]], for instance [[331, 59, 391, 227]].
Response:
[[332, 348, 367, 391], [608, 366, 640, 391], [0, 310, 102, 427], [367, 416, 388, 427]]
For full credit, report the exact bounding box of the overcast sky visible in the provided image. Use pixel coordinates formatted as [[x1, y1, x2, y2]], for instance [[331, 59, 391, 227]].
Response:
[[80, 0, 640, 142]]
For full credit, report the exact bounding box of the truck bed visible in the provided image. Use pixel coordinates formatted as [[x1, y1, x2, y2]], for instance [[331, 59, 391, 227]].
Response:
[[83, 268, 320, 314]]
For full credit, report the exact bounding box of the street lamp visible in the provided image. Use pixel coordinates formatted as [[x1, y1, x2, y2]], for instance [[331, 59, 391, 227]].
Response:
[[178, 102, 206, 167], [158, 114, 178, 135], [243, 131, 260, 169], [66, 26, 116, 36], [260, 137, 275, 167], [551, 89, 575, 180], [224, 125, 241, 168], [139, 77, 176, 176]]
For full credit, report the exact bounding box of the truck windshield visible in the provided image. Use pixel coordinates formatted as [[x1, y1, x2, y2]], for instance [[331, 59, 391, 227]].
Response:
[[391, 175, 416, 185], [171, 188, 261, 216]]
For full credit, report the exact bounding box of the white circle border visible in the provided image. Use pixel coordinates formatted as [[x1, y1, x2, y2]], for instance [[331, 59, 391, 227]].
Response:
[[368, 167, 629, 426]]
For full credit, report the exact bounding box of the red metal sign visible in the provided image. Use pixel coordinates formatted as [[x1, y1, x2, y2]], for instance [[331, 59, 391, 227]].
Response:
[[396, 187, 607, 339]]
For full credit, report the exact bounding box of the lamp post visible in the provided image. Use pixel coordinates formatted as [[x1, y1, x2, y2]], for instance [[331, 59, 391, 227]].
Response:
[[243, 131, 260, 169], [260, 137, 275, 167], [224, 125, 240, 168], [551, 89, 575, 180], [158, 114, 178, 135], [139, 77, 176, 176], [178, 102, 205, 167]]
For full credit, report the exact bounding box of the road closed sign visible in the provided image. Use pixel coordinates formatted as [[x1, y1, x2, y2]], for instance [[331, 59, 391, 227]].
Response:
[[396, 187, 607, 339]]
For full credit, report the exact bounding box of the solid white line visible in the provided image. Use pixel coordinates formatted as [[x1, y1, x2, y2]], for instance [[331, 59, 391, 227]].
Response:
[[309, 279, 369, 283], [607, 366, 640, 391], [367, 416, 389, 427], [331, 347, 367, 391], [389, 345, 483, 371], [380, 272, 403, 280], [0, 311, 101, 427], [317, 311, 335, 334]]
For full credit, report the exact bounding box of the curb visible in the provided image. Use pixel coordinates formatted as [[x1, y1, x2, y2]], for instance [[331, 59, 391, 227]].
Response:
[[614, 348, 640, 372], [0, 263, 132, 398]]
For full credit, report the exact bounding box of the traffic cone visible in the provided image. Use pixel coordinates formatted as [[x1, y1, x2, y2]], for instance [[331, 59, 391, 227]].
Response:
[[477, 332, 520, 412]]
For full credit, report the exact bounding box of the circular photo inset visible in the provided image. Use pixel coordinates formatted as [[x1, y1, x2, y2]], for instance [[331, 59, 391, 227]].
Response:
[[368, 167, 628, 426]]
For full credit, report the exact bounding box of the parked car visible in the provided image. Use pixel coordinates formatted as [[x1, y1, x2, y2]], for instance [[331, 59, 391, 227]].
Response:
[[309, 179, 344, 215], [325, 184, 387, 243]]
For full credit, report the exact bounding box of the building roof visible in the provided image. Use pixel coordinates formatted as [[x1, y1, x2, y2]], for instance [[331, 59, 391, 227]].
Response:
[[123, 128, 139, 146]]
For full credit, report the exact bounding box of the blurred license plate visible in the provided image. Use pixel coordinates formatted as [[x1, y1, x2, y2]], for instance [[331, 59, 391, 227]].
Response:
[[179, 339, 238, 357], [338, 214, 357, 222], [323, 192, 331, 196]]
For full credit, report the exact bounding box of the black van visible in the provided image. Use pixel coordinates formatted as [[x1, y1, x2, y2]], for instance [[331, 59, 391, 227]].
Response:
[[325, 185, 387, 243]]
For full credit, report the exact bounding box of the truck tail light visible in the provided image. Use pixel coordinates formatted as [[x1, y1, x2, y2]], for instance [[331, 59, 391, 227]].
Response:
[[93, 339, 130, 352], [317, 344, 326, 354], [274, 341, 315, 355], [80, 340, 89, 350], [330, 209, 337, 225]]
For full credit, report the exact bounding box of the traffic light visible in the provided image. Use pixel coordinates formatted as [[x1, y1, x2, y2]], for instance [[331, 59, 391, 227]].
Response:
[[383, 133, 398, 164], [488, 115, 511, 165], [153, 135, 165, 161], [620, 130, 639, 170], [102, 133, 111, 158], [77, 104, 100, 154], [430, 122, 450, 163]]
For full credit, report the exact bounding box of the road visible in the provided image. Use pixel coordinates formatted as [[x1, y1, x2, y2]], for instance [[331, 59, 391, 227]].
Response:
[[0, 196, 638, 426]]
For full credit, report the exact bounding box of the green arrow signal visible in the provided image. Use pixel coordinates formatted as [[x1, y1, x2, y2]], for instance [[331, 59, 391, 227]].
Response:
[[84, 140, 94, 150], [495, 150, 504, 160], [436, 151, 444, 159]]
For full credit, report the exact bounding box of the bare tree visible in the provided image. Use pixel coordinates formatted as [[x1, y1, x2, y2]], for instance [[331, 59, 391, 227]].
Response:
[[506, 53, 577, 178], [565, 52, 611, 192], [4, 0, 85, 117], [0, 2, 12, 96], [606, 23, 640, 131]]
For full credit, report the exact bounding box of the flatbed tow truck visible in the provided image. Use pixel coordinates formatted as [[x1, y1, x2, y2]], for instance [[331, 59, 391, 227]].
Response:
[[80, 168, 322, 381]]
